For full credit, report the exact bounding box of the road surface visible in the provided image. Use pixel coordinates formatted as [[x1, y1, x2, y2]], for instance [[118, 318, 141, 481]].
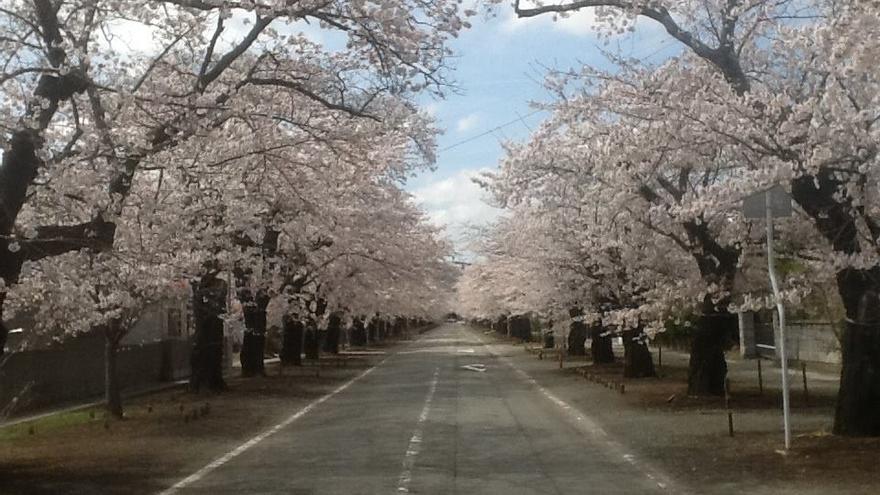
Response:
[[162, 324, 675, 494]]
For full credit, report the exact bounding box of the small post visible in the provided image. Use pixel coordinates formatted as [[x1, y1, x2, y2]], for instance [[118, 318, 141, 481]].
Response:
[[725, 378, 734, 437], [801, 361, 809, 406], [757, 358, 763, 395], [658, 344, 663, 370], [559, 346, 564, 369]]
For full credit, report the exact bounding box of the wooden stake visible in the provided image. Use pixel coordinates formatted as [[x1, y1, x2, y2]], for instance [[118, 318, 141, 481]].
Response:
[[757, 359, 764, 395], [801, 362, 809, 406], [725, 378, 734, 437]]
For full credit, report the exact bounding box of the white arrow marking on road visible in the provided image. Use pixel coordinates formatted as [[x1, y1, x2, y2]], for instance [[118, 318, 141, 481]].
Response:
[[461, 363, 486, 372]]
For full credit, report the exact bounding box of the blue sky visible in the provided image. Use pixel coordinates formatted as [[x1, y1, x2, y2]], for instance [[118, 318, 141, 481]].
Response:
[[407, 7, 678, 253]]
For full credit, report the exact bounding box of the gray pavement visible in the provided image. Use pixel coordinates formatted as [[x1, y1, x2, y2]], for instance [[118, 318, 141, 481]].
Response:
[[163, 324, 672, 494]]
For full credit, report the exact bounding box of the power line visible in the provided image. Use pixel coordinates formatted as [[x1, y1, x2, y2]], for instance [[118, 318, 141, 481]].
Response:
[[438, 109, 545, 153]]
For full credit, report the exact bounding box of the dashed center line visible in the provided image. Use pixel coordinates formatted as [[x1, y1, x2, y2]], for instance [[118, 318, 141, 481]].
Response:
[[396, 368, 440, 494]]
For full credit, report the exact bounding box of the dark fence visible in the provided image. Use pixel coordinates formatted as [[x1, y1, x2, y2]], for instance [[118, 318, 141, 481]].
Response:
[[1, 334, 190, 416]]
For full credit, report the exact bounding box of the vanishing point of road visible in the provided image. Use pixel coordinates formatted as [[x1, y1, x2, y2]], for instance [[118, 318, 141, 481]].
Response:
[[160, 324, 679, 495]]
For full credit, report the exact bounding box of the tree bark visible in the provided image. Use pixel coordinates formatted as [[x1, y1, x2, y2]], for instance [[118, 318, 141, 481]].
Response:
[[623, 327, 656, 378], [281, 315, 304, 366], [104, 329, 124, 419], [0, 293, 7, 357], [239, 291, 270, 377], [590, 323, 615, 364], [682, 223, 739, 396], [323, 313, 342, 354], [568, 322, 587, 356], [367, 317, 379, 344], [304, 319, 320, 360], [350, 316, 367, 346], [789, 173, 880, 435], [687, 310, 734, 396], [494, 315, 508, 335], [190, 271, 228, 393], [510, 315, 531, 342], [833, 286, 880, 435]]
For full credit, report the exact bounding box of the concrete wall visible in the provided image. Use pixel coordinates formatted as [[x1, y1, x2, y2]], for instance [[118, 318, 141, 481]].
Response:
[[0, 334, 190, 415], [777, 321, 841, 364], [747, 311, 841, 364]]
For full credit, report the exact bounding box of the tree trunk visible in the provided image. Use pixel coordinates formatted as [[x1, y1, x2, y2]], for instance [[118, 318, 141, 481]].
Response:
[[590, 323, 615, 364], [367, 318, 378, 344], [323, 313, 342, 354], [833, 280, 880, 435], [687, 311, 734, 396], [495, 315, 507, 335], [568, 321, 587, 356], [789, 174, 880, 435], [239, 292, 269, 377], [510, 315, 531, 342], [623, 327, 656, 378], [0, 293, 7, 358], [304, 319, 320, 360], [375, 318, 385, 342], [190, 271, 228, 393], [350, 317, 367, 346], [104, 330, 124, 419], [281, 315, 304, 366]]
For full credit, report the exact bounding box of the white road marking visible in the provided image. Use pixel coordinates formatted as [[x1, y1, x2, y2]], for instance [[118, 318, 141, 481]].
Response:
[[396, 368, 440, 494], [473, 333, 686, 494], [461, 363, 487, 372], [157, 357, 390, 495]]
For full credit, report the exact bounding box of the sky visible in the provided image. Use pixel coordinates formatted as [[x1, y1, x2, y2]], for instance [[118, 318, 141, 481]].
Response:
[[405, 6, 677, 256]]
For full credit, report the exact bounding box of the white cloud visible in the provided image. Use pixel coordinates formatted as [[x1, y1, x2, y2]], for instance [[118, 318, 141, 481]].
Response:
[[422, 101, 441, 117], [412, 168, 504, 251], [500, 5, 600, 37], [555, 10, 602, 36], [100, 18, 163, 55], [455, 113, 480, 133]]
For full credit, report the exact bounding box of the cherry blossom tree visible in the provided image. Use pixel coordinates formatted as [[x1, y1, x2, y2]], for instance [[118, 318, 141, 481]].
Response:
[[499, 0, 880, 433], [5, 173, 202, 416], [0, 0, 475, 357]]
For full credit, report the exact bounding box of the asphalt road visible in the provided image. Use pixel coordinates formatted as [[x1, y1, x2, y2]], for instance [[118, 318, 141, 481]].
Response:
[[163, 324, 673, 494]]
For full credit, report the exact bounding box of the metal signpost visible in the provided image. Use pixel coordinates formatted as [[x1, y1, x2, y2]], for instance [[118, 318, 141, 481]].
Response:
[[743, 184, 793, 450]]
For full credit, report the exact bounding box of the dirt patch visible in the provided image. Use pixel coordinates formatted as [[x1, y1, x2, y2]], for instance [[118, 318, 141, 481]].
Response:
[[565, 358, 878, 494], [0, 357, 379, 495], [572, 362, 837, 413]]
